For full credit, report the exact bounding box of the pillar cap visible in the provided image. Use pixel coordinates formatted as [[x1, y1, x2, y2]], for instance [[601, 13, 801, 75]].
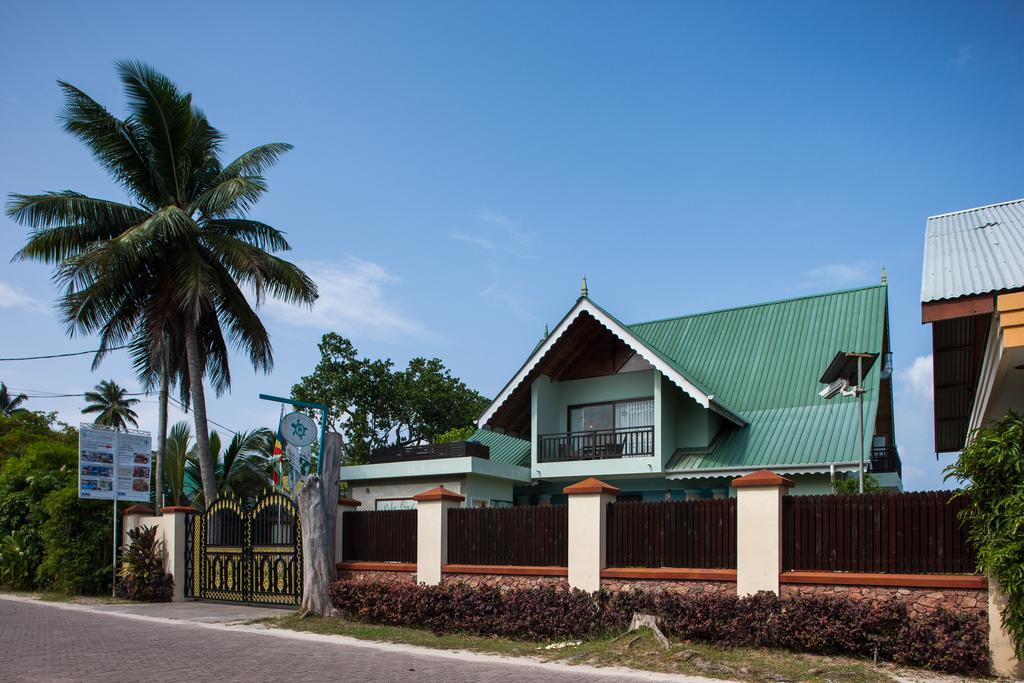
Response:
[[337, 497, 362, 507], [412, 486, 465, 502], [563, 477, 620, 495], [161, 505, 198, 513], [121, 504, 154, 516], [731, 469, 794, 489]]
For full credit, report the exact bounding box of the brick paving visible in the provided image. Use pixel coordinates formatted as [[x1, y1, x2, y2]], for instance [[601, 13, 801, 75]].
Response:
[[0, 598, 679, 682]]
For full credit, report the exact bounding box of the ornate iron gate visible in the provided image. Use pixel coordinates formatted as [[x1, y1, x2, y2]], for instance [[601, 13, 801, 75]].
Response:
[[184, 492, 302, 606]]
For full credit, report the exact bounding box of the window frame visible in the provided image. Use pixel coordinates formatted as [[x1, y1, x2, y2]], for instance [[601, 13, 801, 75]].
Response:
[[566, 396, 655, 433]]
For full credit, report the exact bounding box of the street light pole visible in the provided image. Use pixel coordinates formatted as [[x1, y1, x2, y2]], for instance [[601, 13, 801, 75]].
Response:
[[857, 355, 864, 494]]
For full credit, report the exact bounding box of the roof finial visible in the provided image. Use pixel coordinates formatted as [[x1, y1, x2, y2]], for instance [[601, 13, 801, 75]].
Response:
[[542, 324, 549, 340], [580, 274, 589, 299], [880, 267, 887, 285]]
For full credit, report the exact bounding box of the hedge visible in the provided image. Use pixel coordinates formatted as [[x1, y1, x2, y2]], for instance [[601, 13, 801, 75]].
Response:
[[330, 579, 989, 675]]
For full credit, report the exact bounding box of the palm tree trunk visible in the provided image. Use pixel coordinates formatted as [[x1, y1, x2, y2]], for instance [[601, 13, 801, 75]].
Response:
[[183, 316, 218, 504], [155, 343, 168, 514]]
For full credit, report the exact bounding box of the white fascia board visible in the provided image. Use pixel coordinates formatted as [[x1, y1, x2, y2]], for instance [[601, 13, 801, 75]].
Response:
[[666, 461, 863, 479], [477, 298, 745, 429], [340, 457, 532, 483], [968, 313, 1004, 434]]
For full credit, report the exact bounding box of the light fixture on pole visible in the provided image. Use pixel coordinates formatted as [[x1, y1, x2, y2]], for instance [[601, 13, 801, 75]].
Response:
[[818, 351, 878, 494]]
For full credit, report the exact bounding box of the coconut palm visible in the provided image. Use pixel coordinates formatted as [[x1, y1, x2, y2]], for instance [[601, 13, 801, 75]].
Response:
[[0, 384, 28, 417], [163, 420, 194, 507], [7, 61, 318, 503], [81, 379, 140, 429]]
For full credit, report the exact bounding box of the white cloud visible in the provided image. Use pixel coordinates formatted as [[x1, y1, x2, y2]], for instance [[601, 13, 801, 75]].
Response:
[[804, 261, 875, 287], [0, 280, 46, 312], [479, 282, 534, 321], [450, 208, 538, 258], [954, 46, 973, 67], [901, 354, 933, 403], [263, 257, 427, 338]]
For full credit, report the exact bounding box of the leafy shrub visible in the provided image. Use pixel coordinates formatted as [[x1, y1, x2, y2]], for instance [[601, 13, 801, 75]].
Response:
[[36, 487, 112, 595], [330, 579, 990, 675], [116, 525, 173, 602], [0, 531, 34, 589]]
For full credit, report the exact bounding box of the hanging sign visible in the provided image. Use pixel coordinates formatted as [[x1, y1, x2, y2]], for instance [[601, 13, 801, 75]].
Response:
[[280, 411, 317, 448], [78, 424, 152, 502]]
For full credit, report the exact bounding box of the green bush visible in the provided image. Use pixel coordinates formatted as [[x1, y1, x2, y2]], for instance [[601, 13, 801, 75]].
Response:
[[116, 525, 173, 602], [433, 425, 476, 444], [0, 531, 34, 589], [946, 411, 1024, 657], [36, 487, 112, 595]]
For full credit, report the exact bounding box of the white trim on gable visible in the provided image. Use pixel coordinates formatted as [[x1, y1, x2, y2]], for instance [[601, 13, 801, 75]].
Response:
[[477, 298, 745, 430]]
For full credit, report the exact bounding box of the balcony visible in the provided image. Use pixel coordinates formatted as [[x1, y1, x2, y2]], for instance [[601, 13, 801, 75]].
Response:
[[537, 426, 654, 463], [868, 445, 902, 478], [368, 441, 490, 465]]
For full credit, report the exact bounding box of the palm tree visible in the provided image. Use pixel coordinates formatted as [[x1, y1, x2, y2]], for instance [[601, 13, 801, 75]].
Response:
[[0, 383, 28, 416], [163, 420, 194, 507], [185, 427, 274, 508], [82, 379, 140, 429], [7, 61, 317, 503]]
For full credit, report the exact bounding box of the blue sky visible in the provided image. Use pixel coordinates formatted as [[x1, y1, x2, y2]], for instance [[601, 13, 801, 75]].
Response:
[[1, 1, 1022, 490]]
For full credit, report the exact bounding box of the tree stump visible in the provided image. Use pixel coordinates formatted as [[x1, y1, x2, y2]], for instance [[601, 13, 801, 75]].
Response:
[[628, 613, 670, 649], [297, 431, 343, 617]]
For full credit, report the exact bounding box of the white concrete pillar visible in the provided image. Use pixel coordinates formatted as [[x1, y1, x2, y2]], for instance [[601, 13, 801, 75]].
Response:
[[120, 504, 154, 546], [413, 486, 464, 585], [564, 478, 620, 593], [335, 497, 362, 567], [160, 506, 195, 602], [732, 469, 792, 597], [989, 576, 1024, 678]]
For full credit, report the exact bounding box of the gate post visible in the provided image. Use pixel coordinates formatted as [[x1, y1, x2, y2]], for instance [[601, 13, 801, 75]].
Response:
[[335, 497, 361, 567], [732, 469, 792, 596], [161, 506, 196, 602], [413, 487, 464, 585], [564, 478, 619, 593]]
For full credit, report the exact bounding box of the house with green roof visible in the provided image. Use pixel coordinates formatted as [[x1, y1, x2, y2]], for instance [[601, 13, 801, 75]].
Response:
[[340, 280, 901, 508]]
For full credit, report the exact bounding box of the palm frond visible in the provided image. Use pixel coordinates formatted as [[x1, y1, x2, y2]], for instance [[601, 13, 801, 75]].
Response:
[[220, 143, 293, 179]]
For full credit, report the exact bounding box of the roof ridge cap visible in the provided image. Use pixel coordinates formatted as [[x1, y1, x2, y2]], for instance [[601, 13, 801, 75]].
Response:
[[927, 197, 1024, 220], [628, 284, 887, 327]]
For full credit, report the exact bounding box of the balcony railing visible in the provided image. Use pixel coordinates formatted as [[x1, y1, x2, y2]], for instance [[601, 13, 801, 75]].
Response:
[[538, 426, 654, 463], [368, 441, 489, 465], [868, 445, 902, 478]]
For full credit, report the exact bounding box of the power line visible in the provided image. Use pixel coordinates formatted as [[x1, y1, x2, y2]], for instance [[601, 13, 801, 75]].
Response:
[[0, 344, 130, 362]]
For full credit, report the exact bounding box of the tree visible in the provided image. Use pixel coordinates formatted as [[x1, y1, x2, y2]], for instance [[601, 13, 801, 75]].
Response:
[[292, 334, 490, 463], [81, 380, 140, 429], [0, 384, 28, 417], [185, 427, 274, 508], [945, 412, 1024, 658], [833, 472, 884, 494], [298, 431, 342, 616], [8, 61, 318, 504], [162, 421, 193, 507]]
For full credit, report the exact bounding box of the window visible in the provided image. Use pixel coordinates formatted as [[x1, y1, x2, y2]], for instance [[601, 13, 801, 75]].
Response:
[[568, 398, 654, 433]]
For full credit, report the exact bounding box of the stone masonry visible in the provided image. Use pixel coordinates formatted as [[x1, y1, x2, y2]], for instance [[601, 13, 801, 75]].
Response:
[[781, 583, 987, 618]]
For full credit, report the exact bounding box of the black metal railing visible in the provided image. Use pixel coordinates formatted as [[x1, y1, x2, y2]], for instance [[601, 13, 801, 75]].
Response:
[[368, 441, 489, 465], [538, 426, 654, 462], [869, 446, 902, 478]]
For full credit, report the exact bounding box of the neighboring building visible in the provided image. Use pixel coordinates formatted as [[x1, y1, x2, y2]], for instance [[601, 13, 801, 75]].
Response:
[[341, 280, 902, 508], [921, 198, 1024, 453]]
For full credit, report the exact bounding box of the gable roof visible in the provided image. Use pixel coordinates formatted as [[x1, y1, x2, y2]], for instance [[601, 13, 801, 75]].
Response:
[[478, 284, 889, 475], [921, 198, 1024, 303], [477, 297, 745, 433]]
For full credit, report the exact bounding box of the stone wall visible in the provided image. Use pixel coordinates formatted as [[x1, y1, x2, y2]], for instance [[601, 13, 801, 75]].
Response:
[[601, 578, 736, 596], [442, 572, 568, 591], [781, 583, 987, 618], [336, 568, 417, 584]]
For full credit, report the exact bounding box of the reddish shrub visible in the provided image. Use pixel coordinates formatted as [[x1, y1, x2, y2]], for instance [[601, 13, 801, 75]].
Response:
[[328, 579, 989, 675]]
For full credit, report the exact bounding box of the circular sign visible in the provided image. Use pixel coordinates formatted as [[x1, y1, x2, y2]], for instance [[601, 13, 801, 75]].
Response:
[[280, 411, 317, 447]]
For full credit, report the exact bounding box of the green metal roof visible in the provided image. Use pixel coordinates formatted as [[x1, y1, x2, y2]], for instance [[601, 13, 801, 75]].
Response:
[[626, 284, 888, 473], [469, 428, 530, 467]]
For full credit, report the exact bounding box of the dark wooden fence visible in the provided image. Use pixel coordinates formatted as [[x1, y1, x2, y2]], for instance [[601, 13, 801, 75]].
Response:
[[341, 510, 417, 563], [782, 491, 976, 574], [606, 499, 737, 569], [447, 505, 568, 566]]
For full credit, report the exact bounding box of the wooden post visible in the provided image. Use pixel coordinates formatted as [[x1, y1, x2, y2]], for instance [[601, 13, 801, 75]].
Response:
[[298, 432, 343, 617]]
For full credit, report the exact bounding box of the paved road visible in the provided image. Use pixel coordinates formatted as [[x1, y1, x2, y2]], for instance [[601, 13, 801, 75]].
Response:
[[0, 598, 677, 682]]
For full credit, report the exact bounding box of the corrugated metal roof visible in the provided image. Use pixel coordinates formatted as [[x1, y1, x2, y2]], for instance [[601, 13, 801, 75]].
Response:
[[921, 198, 1024, 303], [629, 285, 887, 472], [468, 428, 530, 467]]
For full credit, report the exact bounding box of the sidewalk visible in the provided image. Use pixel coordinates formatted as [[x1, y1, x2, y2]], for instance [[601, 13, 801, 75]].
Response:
[[0, 595, 722, 683]]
